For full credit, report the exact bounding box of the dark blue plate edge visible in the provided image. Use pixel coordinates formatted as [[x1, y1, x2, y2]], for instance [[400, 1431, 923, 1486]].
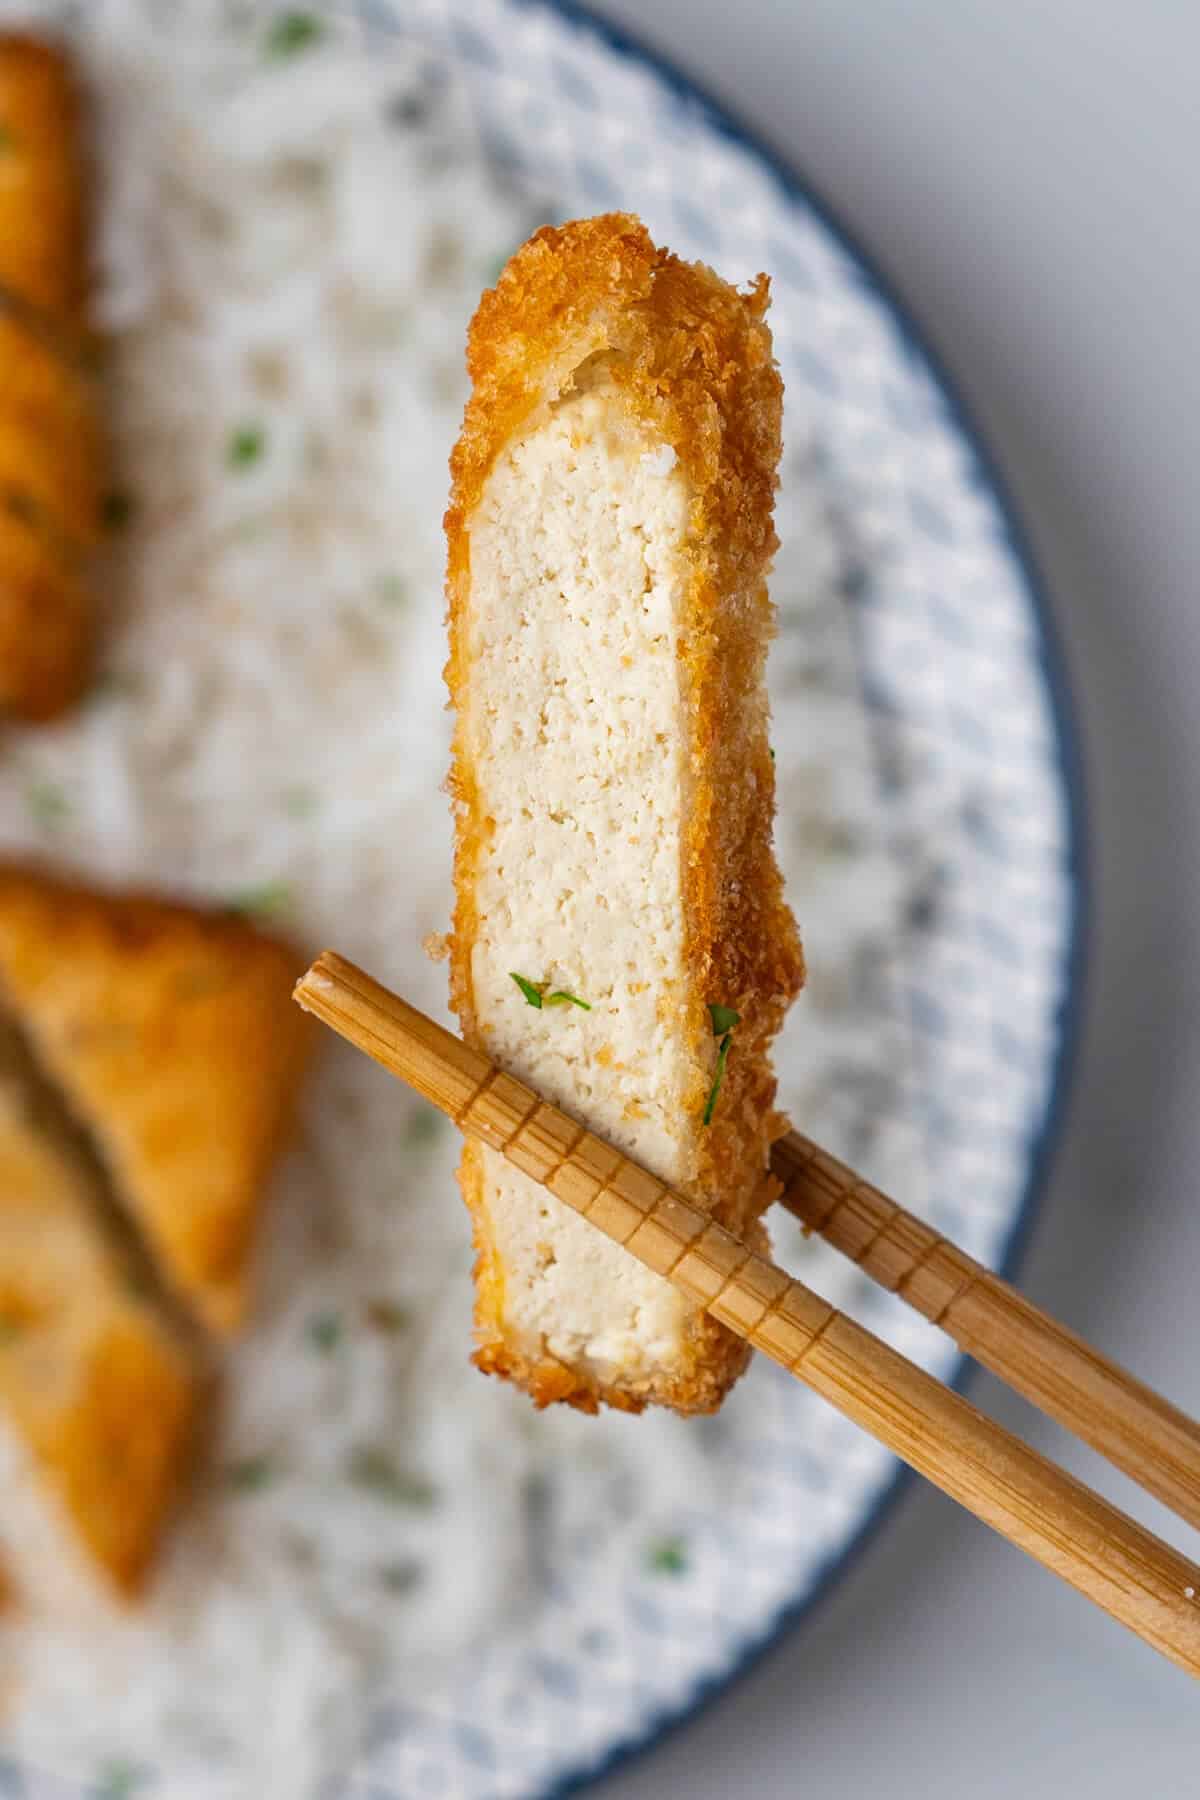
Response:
[[511, 2, 1095, 1795]]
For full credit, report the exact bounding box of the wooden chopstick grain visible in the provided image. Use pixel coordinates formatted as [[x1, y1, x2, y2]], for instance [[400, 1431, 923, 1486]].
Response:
[[294, 951, 1200, 1680], [771, 1131, 1200, 1535]]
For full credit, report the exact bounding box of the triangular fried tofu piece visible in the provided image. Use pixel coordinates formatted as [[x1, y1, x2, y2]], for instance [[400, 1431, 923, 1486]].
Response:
[[0, 866, 315, 1333], [0, 1015, 197, 1593]]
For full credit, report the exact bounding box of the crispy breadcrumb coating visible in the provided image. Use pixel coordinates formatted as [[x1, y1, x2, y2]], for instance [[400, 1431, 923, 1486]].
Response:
[[0, 36, 100, 720], [0, 35, 88, 323]]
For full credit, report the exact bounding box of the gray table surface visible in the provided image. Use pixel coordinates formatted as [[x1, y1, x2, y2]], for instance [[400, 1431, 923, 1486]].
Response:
[[583, 1, 1200, 1794]]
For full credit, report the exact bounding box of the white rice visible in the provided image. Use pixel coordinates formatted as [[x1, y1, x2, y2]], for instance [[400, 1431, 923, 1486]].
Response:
[[0, 6, 927, 1795]]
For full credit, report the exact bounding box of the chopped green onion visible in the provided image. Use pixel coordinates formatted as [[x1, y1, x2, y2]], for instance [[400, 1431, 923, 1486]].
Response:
[[227, 423, 266, 469], [94, 1759, 144, 1800], [226, 879, 292, 921], [702, 1033, 734, 1127], [282, 784, 318, 819], [306, 1312, 342, 1354], [226, 1455, 274, 1494], [0, 1314, 23, 1347], [347, 1446, 436, 1509], [511, 973, 590, 1011], [702, 1006, 740, 1126], [0, 125, 16, 155], [646, 1535, 688, 1576], [264, 11, 323, 58], [510, 973, 544, 1010], [27, 781, 70, 832]]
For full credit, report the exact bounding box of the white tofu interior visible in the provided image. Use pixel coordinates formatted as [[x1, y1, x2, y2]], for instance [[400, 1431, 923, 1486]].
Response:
[[464, 375, 700, 1380]]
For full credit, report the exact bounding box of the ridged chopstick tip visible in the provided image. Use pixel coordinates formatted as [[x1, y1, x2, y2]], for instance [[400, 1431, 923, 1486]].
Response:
[[293, 955, 337, 1016]]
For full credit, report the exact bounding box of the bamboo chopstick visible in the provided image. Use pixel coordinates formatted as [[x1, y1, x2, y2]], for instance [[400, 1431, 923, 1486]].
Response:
[[294, 951, 1200, 1679], [770, 1132, 1200, 1535]]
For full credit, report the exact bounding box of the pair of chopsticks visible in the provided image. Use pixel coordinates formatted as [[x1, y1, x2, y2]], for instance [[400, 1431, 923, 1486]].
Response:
[[294, 951, 1200, 1678]]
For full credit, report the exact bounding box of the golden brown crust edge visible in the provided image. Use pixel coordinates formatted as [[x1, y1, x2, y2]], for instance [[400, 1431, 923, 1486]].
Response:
[[0, 34, 89, 325], [0, 508, 93, 721], [446, 214, 803, 1415], [0, 1114, 202, 1593], [0, 36, 98, 720], [35, 1309, 199, 1595]]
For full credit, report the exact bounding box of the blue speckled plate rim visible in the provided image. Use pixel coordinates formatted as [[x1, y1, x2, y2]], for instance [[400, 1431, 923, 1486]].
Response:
[[499, 2, 1093, 1795]]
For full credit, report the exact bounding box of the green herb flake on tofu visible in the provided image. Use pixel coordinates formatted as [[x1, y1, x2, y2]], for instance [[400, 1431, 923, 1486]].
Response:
[[510, 972, 543, 1009], [511, 973, 591, 1011], [702, 1005, 741, 1125]]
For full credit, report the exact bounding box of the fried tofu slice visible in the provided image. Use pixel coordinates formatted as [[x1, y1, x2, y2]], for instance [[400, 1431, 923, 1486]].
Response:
[[0, 36, 88, 324], [0, 312, 102, 546], [0, 317, 100, 718], [0, 412, 102, 553], [0, 868, 316, 1334], [0, 38, 99, 720], [445, 214, 803, 1415], [0, 503, 91, 720], [0, 315, 98, 491], [0, 1015, 197, 1594]]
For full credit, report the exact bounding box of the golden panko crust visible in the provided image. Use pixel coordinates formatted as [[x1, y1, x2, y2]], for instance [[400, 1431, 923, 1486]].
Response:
[[0, 35, 100, 720], [0, 314, 100, 527], [445, 214, 803, 1416], [0, 864, 316, 1333], [17, 1310, 199, 1595], [0, 35, 89, 324], [0, 504, 92, 720]]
